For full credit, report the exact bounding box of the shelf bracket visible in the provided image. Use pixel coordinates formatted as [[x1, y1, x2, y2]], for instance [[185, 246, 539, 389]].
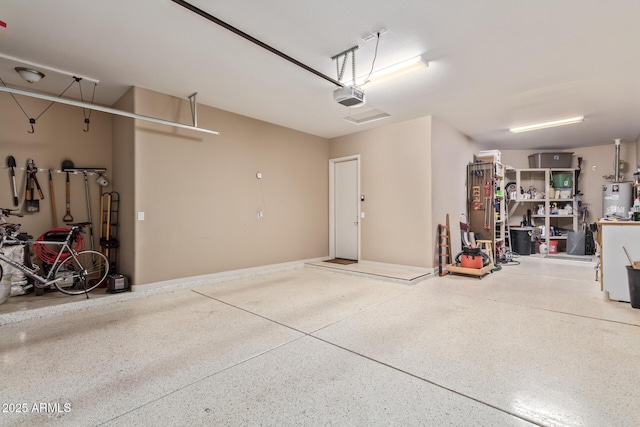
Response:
[[189, 92, 198, 128]]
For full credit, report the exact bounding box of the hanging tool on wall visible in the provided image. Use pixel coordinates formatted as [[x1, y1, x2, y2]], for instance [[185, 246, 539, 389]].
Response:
[[48, 169, 58, 227], [575, 157, 583, 207], [62, 159, 74, 223], [484, 181, 491, 229], [25, 159, 44, 212], [100, 191, 120, 275], [472, 186, 482, 210], [7, 155, 19, 206], [61, 164, 105, 251], [470, 163, 485, 210], [24, 163, 32, 211], [81, 171, 95, 251]]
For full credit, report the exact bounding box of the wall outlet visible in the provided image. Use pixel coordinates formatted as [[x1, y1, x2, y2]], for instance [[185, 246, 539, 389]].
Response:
[[138, 212, 145, 221], [257, 210, 264, 218]]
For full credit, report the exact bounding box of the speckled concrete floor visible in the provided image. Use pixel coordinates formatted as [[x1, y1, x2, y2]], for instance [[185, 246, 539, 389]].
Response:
[[1, 257, 638, 426]]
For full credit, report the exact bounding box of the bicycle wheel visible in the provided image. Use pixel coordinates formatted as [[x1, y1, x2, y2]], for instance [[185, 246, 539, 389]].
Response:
[[53, 250, 109, 295]]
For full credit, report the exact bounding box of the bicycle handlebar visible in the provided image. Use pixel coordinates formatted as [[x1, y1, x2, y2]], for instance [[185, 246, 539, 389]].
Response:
[[1, 208, 23, 218]]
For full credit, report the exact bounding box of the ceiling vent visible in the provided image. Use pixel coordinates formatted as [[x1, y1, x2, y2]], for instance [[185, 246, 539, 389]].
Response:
[[343, 106, 389, 124]]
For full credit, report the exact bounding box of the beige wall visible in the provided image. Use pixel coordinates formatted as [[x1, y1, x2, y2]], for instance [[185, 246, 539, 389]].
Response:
[[111, 88, 135, 280], [329, 117, 433, 268], [430, 117, 476, 258], [1, 84, 479, 283], [0, 93, 112, 245], [501, 141, 636, 219], [130, 88, 330, 285]]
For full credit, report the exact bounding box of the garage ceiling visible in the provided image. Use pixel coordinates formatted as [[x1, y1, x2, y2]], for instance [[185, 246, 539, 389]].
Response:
[[1, 0, 639, 149]]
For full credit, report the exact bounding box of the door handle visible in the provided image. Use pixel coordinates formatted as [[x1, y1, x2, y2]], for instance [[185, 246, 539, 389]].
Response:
[[353, 221, 359, 225]]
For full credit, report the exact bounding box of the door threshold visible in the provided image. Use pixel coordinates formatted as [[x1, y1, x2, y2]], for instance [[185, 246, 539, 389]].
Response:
[[325, 258, 358, 265]]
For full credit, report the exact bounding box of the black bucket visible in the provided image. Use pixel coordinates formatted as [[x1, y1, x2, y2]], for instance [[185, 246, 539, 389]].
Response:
[[627, 266, 640, 309], [510, 228, 532, 256]]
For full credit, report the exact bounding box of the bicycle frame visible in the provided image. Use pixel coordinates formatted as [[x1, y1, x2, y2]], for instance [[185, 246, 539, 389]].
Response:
[[0, 233, 84, 287]]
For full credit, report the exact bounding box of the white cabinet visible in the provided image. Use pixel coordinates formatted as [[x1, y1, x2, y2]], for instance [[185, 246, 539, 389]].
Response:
[[599, 221, 640, 302]]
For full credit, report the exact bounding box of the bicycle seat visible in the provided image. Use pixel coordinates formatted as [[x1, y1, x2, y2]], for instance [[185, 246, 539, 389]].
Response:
[[0, 223, 21, 235], [16, 232, 30, 241], [67, 222, 92, 228]]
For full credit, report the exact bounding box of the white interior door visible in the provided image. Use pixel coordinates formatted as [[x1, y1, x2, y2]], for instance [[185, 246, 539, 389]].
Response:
[[334, 159, 358, 260]]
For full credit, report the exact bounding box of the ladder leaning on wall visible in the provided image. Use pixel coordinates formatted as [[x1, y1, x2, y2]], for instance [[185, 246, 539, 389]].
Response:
[[438, 214, 452, 276]]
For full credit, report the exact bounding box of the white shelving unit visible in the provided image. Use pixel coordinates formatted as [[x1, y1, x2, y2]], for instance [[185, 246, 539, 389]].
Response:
[[506, 168, 578, 254], [495, 163, 506, 248]]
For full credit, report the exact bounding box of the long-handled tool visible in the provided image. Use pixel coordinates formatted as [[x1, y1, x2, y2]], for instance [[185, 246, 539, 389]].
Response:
[[7, 156, 19, 206], [48, 169, 58, 227], [484, 181, 491, 230], [31, 160, 44, 201], [24, 164, 32, 211], [62, 160, 74, 222], [82, 171, 95, 251], [25, 159, 44, 212], [623, 247, 640, 269]]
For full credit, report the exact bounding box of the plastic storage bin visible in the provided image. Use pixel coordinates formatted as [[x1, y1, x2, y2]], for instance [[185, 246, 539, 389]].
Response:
[[552, 173, 573, 189], [567, 231, 586, 255], [510, 228, 532, 255], [528, 152, 573, 168], [627, 266, 640, 309]]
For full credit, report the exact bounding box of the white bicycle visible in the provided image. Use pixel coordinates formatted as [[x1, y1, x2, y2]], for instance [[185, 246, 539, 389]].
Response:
[[0, 208, 108, 295]]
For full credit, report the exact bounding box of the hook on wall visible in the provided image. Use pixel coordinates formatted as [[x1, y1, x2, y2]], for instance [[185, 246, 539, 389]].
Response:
[[27, 118, 36, 134], [83, 118, 90, 133]]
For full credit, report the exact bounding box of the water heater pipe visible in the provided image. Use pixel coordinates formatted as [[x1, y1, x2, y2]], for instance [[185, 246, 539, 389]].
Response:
[[636, 136, 640, 172], [615, 138, 621, 183]]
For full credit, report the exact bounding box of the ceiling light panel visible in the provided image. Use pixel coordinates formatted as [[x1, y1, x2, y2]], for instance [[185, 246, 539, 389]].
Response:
[[509, 116, 584, 133], [344, 54, 428, 87]]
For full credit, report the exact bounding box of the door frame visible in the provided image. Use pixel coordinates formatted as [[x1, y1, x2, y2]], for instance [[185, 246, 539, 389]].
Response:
[[329, 155, 361, 261]]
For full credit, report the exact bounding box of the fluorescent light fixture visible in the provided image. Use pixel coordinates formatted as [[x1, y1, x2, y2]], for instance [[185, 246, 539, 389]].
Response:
[[345, 54, 428, 87], [509, 116, 584, 133]]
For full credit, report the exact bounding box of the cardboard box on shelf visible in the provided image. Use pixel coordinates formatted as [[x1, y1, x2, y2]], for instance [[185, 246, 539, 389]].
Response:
[[478, 150, 502, 163]]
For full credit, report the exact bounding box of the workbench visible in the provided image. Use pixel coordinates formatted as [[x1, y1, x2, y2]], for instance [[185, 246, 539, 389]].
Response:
[[599, 219, 640, 302]]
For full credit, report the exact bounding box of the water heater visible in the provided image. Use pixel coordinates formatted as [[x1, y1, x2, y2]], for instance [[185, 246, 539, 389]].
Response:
[[603, 182, 633, 216]]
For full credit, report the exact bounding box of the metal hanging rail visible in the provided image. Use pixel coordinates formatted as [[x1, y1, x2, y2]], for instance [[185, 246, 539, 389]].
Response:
[[0, 85, 220, 135], [171, 0, 344, 88], [0, 165, 106, 175]]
